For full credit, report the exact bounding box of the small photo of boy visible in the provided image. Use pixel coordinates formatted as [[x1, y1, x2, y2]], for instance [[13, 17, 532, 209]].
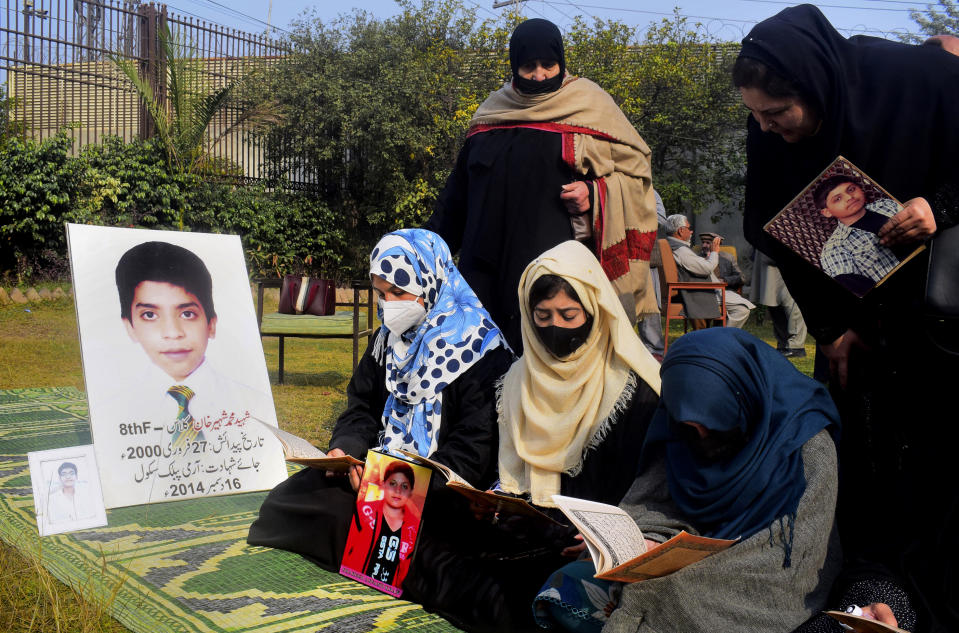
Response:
[[46, 460, 96, 524], [28, 445, 107, 537], [67, 225, 288, 509]]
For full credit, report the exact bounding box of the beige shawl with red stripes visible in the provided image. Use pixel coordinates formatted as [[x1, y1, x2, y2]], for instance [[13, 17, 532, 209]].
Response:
[[470, 75, 659, 320]]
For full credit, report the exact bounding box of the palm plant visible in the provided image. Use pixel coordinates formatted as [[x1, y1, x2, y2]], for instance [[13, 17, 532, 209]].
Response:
[[112, 25, 283, 177]]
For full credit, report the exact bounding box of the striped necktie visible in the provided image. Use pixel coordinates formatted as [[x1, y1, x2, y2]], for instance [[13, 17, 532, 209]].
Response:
[[167, 385, 203, 451]]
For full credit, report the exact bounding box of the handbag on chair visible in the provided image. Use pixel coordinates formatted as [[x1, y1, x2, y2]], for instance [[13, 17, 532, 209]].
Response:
[[278, 276, 336, 316]]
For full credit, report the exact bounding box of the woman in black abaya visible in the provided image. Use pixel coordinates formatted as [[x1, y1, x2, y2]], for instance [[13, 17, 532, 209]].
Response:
[[733, 6, 959, 631], [425, 19, 658, 352]]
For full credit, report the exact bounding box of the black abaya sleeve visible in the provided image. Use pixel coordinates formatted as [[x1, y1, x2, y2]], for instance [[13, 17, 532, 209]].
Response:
[[424, 140, 471, 253], [429, 346, 512, 489], [328, 342, 388, 459]]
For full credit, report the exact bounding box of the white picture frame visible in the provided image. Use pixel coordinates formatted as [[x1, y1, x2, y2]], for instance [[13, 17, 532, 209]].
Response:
[[29, 445, 108, 536]]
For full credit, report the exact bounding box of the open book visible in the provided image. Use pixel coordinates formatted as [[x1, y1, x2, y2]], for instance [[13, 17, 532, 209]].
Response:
[[251, 417, 362, 472], [551, 495, 736, 583], [763, 156, 925, 298], [395, 448, 562, 525], [824, 611, 909, 633]]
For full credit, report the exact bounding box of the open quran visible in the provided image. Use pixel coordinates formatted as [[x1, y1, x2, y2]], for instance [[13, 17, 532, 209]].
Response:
[[551, 495, 736, 582]]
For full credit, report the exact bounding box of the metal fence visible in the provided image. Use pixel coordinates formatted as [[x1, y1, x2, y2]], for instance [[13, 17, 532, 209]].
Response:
[[1, 0, 288, 183]]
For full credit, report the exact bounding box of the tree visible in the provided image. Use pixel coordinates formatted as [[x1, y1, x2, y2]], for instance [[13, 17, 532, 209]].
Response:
[[565, 13, 745, 217], [906, 0, 959, 41], [264, 0, 511, 274], [0, 85, 25, 149], [112, 26, 282, 179]]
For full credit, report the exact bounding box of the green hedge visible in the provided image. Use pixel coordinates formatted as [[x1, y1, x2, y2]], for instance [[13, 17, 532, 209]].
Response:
[[0, 134, 346, 282]]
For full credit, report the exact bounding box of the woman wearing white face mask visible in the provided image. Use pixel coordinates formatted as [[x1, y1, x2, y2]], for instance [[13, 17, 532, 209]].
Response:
[[248, 229, 512, 588]]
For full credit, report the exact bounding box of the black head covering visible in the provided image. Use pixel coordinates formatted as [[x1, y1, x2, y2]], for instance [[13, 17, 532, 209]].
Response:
[[739, 4, 959, 232], [509, 18, 566, 94], [737, 4, 959, 341]]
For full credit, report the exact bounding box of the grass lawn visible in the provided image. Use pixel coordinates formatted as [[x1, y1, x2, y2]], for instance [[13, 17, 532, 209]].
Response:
[[0, 291, 814, 632]]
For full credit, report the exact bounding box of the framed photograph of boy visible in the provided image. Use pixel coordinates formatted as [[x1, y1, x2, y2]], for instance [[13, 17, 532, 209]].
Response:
[[340, 451, 431, 598], [763, 156, 926, 298], [28, 445, 108, 536], [66, 224, 288, 509]]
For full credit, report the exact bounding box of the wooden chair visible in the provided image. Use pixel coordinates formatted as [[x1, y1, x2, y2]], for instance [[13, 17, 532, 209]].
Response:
[[255, 279, 375, 384], [656, 239, 727, 354]]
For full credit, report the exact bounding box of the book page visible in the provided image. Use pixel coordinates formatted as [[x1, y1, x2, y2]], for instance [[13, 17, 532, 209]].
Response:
[[571, 509, 647, 569], [285, 455, 363, 472], [551, 495, 645, 572], [249, 416, 362, 470], [395, 448, 472, 486], [266, 424, 326, 459], [597, 531, 736, 583], [449, 483, 563, 525]]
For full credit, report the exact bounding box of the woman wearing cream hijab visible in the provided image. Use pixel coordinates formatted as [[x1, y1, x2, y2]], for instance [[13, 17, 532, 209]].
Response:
[[397, 241, 660, 633], [498, 240, 661, 511]]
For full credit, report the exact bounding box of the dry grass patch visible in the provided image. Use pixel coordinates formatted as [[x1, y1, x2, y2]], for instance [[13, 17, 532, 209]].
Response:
[[0, 538, 127, 633]]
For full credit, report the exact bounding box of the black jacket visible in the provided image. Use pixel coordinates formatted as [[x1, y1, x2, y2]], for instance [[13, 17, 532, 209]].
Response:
[[425, 128, 578, 352], [331, 341, 513, 489]]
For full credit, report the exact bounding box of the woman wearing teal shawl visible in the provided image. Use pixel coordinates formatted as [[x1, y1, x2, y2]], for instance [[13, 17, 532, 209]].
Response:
[[534, 329, 843, 632]]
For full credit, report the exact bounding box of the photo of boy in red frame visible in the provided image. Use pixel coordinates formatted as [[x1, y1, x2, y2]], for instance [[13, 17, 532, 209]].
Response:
[[340, 453, 430, 597]]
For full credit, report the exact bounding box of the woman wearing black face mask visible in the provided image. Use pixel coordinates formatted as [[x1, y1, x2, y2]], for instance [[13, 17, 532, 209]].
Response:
[[425, 18, 659, 354], [389, 242, 660, 633], [498, 240, 661, 514]]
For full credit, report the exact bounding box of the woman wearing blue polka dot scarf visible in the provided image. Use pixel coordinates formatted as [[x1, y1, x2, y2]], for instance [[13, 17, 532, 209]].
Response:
[[248, 229, 514, 606], [368, 229, 509, 460]]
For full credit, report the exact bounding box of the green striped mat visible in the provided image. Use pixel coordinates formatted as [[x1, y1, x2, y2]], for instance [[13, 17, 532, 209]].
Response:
[[0, 387, 459, 633]]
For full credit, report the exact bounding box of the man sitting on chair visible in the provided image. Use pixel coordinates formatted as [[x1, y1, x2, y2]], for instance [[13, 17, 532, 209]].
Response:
[[699, 232, 745, 294], [665, 215, 754, 329]]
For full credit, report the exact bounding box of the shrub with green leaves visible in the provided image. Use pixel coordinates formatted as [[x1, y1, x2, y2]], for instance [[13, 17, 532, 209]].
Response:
[[0, 133, 88, 279], [0, 134, 344, 281]]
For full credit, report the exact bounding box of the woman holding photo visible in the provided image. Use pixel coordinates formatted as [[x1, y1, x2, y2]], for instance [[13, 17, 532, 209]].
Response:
[[733, 5, 959, 630], [248, 229, 511, 597]]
